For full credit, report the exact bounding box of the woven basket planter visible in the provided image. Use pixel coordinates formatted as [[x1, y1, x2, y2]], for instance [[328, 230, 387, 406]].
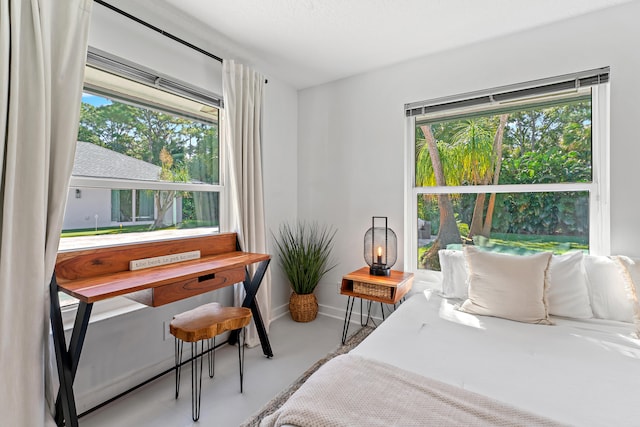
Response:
[[289, 292, 318, 322]]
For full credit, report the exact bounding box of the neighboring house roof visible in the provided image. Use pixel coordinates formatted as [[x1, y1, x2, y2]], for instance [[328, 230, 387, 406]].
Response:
[[72, 141, 161, 181]]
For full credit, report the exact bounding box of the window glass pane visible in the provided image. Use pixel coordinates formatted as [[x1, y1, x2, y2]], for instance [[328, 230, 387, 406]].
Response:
[[182, 191, 219, 228], [110, 189, 120, 221], [417, 191, 589, 270], [78, 92, 219, 185], [110, 190, 132, 222], [136, 190, 154, 222], [415, 96, 592, 187], [62, 88, 220, 246]]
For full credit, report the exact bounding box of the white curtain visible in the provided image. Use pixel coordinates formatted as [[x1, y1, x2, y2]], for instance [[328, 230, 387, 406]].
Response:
[[0, 0, 92, 425], [222, 60, 271, 347]]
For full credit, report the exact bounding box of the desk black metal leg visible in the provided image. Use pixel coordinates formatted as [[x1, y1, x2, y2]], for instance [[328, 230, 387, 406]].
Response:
[[54, 300, 92, 425], [230, 259, 273, 358], [50, 276, 76, 427], [247, 298, 272, 357], [341, 296, 355, 344], [50, 275, 93, 427]]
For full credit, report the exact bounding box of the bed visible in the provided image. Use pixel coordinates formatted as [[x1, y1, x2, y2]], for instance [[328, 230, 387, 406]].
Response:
[[261, 249, 640, 426]]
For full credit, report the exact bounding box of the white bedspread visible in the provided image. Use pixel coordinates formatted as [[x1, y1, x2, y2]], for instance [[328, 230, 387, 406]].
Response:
[[350, 290, 640, 426], [261, 353, 567, 427]]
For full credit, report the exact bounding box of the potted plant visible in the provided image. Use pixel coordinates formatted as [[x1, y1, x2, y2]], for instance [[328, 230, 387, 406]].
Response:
[[272, 221, 337, 322]]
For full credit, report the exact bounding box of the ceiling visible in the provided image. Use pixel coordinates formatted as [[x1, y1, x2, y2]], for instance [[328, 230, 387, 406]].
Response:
[[119, 0, 633, 89]]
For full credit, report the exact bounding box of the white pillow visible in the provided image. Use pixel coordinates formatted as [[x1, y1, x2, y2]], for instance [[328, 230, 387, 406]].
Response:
[[441, 248, 594, 319], [546, 251, 593, 319], [460, 246, 552, 324], [584, 255, 635, 323], [408, 270, 443, 296], [438, 249, 468, 299], [612, 256, 640, 329]]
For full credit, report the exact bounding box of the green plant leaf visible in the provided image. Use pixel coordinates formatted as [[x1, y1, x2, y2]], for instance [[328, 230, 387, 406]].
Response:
[[271, 221, 337, 294]]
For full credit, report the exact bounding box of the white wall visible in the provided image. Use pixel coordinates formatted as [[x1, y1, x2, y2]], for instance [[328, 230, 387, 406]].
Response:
[[63, 187, 183, 230], [263, 78, 299, 316], [298, 2, 640, 317], [69, 3, 298, 412], [89, 3, 223, 97], [63, 188, 111, 230]]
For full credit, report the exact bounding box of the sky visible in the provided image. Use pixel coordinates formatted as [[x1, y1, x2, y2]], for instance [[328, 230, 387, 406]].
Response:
[[82, 93, 111, 107]]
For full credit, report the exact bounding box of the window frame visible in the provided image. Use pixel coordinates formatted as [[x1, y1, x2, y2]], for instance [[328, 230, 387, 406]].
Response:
[[404, 81, 610, 281]]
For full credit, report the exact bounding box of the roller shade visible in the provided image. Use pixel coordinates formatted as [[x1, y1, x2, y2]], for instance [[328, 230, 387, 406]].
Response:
[[87, 47, 223, 109], [405, 67, 609, 117]]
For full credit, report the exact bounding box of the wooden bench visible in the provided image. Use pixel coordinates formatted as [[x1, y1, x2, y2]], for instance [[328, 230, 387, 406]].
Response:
[[170, 302, 252, 421]]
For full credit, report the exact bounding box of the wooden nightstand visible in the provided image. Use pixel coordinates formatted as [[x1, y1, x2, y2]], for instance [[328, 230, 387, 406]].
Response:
[[340, 267, 413, 343]]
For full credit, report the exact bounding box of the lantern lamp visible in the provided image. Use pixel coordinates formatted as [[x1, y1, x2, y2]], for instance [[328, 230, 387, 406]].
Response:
[[364, 216, 397, 276]]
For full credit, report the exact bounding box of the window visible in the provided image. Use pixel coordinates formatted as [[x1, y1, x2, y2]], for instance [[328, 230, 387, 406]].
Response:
[[59, 49, 223, 307], [405, 68, 610, 277], [111, 189, 133, 222], [135, 190, 155, 222], [109, 189, 156, 222]]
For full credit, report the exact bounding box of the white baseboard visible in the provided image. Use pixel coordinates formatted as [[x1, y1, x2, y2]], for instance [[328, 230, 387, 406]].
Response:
[[270, 302, 290, 320], [318, 302, 384, 324], [273, 301, 385, 325]]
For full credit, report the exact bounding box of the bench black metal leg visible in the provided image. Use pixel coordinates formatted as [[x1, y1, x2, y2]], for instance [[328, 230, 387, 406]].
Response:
[[174, 338, 183, 398], [238, 327, 246, 393], [191, 342, 204, 421], [208, 337, 215, 378]]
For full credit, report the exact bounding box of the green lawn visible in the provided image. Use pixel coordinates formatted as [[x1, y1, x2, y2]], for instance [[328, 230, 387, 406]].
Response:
[[60, 224, 173, 238], [479, 233, 587, 253], [418, 233, 588, 264], [60, 220, 218, 238]]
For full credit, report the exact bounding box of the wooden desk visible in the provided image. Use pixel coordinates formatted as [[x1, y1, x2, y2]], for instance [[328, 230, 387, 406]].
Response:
[[340, 267, 413, 343], [49, 233, 271, 427]]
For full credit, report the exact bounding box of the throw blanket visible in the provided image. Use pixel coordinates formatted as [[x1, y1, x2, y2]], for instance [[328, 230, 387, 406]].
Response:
[[260, 354, 567, 427]]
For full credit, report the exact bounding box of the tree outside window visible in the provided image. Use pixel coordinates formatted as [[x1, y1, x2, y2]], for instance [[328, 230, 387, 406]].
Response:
[[63, 91, 220, 236], [415, 96, 592, 270]]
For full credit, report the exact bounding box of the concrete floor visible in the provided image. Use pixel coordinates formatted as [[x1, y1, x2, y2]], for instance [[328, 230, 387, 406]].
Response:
[[80, 313, 344, 427]]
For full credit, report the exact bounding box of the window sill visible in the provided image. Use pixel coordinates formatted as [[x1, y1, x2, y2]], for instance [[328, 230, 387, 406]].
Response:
[[59, 227, 219, 252]]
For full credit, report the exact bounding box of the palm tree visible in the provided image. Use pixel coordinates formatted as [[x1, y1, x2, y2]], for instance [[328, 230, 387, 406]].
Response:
[[443, 115, 509, 239], [482, 114, 509, 236], [415, 114, 509, 268], [416, 125, 460, 268], [448, 119, 494, 238]]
